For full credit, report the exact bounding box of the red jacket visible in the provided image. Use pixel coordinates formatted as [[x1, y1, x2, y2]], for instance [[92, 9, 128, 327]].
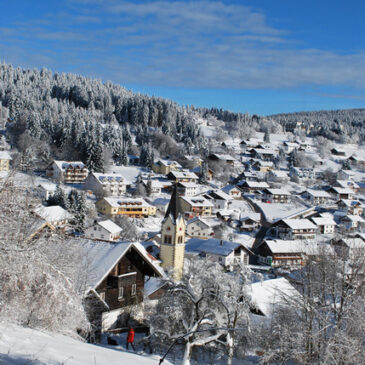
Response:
[[127, 328, 135, 343]]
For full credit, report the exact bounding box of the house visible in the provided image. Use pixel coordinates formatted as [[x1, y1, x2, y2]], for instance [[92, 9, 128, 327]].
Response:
[[311, 216, 336, 234], [283, 141, 299, 153], [267, 170, 289, 183], [85, 220, 123, 241], [239, 213, 261, 232], [96, 197, 156, 218], [33, 205, 72, 227], [221, 184, 242, 199], [143, 179, 164, 195], [248, 277, 301, 319], [271, 219, 317, 240], [192, 166, 214, 181], [251, 148, 277, 161], [332, 238, 365, 261], [328, 187, 354, 200], [179, 196, 214, 219], [335, 180, 360, 193], [0, 151, 11, 171], [262, 188, 291, 204], [208, 153, 237, 165], [167, 170, 199, 183], [46, 160, 88, 184], [239, 181, 270, 194], [252, 160, 274, 172], [239, 171, 260, 182], [38, 183, 57, 201], [152, 159, 182, 175], [301, 189, 331, 205], [337, 200, 364, 215], [331, 147, 346, 156], [337, 169, 356, 180], [340, 215, 365, 231], [84, 172, 127, 197], [127, 155, 140, 166], [186, 217, 214, 239], [185, 238, 252, 269], [177, 181, 199, 197], [289, 167, 322, 180], [348, 155, 365, 168], [204, 189, 233, 210], [257, 239, 306, 268], [82, 240, 164, 323]]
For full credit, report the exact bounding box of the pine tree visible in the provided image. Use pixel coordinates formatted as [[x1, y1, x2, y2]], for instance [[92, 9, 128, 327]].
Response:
[[199, 161, 209, 184]]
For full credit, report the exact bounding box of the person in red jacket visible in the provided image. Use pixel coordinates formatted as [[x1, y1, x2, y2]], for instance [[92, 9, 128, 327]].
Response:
[[126, 327, 136, 351]]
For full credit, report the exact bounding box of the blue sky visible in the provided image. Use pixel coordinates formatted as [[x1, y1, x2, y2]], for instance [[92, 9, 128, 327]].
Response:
[[0, 0, 364, 115]]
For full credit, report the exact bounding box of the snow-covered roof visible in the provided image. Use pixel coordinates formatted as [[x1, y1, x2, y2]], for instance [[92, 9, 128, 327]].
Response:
[[34, 205, 72, 222], [240, 213, 261, 222], [264, 188, 291, 196], [178, 181, 199, 188], [244, 181, 270, 188], [264, 239, 307, 253], [331, 187, 354, 195], [53, 160, 86, 171], [311, 217, 336, 226], [97, 220, 122, 234], [269, 170, 289, 178], [338, 199, 362, 207], [144, 277, 166, 297], [186, 238, 242, 256], [78, 240, 164, 290], [155, 159, 182, 168], [305, 189, 331, 198], [280, 219, 317, 230], [0, 151, 11, 160], [168, 171, 198, 179], [181, 196, 214, 207], [338, 238, 365, 249], [103, 197, 152, 208], [92, 172, 125, 184], [39, 182, 57, 192], [336, 180, 359, 189], [248, 277, 301, 317], [221, 184, 240, 193], [341, 215, 365, 223], [186, 216, 212, 228], [208, 189, 233, 201]]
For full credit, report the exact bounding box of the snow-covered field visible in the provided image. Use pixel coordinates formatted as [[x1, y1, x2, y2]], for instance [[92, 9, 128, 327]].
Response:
[[0, 324, 171, 365]]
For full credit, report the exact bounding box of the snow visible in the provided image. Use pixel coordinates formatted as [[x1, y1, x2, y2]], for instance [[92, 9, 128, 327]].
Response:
[[248, 277, 301, 317], [255, 200, 307, 223], [281, 218, 317, 230], [106, 165, 145, 185], [53, 160, 86, 170], [34, 204, 72, 222], [0, 150, 11, 159], [186, 237, 241, 256], [97, 219, 122, 234], [0, 324, 170, 365]]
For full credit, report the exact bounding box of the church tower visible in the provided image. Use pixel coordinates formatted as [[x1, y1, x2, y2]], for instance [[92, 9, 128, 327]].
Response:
[[160, 183, 186, 280]]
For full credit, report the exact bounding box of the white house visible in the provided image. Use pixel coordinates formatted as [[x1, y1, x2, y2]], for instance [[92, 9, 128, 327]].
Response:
[[46, 161, 88, 184], [221, 184, 242, 199], [311, 216, 336, 234], [186, 217, 214, 239], [204, 189, 233, 210], [85, 220, 122, 241], [185, 238, 252, 269], [337, 169, 356, 180], [262, 188, 291, 204], [38, 183, 57, 201], [272, 219, 317, 240], [84, 172, 127, 197], [177, 181, 199, 197], [340, 215, 365, 231], [301, 189, 331, 205]]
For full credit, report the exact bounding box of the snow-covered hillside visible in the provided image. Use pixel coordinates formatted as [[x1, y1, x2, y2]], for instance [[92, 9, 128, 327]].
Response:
[[0, 324, 170, 365]]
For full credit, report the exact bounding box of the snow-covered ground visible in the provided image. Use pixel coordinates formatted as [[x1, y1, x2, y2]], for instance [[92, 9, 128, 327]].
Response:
[[0, 324, 171, 365]]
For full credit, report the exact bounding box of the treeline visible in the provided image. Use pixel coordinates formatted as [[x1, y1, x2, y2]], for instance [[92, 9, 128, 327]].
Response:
[[0, 63, 205, 172], [269, 108, 365, 143]]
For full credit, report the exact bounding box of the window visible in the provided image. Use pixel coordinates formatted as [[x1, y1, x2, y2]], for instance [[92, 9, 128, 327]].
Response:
[[118, 286, 124, 300], [131, 284, 136, 296], [164, 235, 172, 244], [177, 236, 184, 243], [99, 292, 105, 301]]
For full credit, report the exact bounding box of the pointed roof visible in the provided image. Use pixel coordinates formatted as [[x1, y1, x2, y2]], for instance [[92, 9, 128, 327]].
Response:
[[163, 183, 183, 224]]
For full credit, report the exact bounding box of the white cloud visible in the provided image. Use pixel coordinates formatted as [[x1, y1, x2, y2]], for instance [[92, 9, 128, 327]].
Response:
[[2, 0, 365, 90]]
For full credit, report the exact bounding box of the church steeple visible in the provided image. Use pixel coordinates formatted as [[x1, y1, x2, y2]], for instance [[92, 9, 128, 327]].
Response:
[[160, 183, 186, 280]]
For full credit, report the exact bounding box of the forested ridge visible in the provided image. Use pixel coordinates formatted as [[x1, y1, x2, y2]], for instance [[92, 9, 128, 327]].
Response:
[[1, 63, 365, 174]]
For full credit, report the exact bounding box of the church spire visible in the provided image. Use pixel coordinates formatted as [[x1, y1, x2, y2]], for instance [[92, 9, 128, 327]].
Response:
[[163, 182, 182, 223]]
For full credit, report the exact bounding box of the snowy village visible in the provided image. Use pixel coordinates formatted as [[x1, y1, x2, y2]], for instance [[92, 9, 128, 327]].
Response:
[[1, 2, 365, 363], [1, 62, 365, 365]]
